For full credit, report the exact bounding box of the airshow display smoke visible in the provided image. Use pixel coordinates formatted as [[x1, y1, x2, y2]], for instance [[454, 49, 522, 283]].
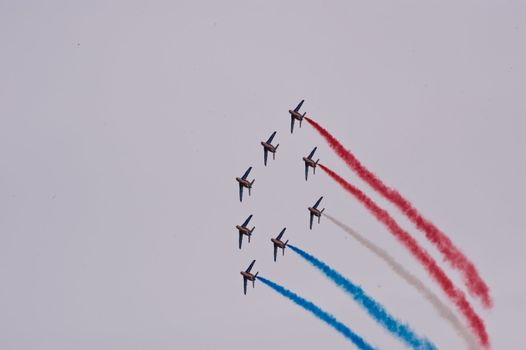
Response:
[[288, 244, 437, 350], [257, 276, 377, 350], [305, 116, 492, 308], [324, 214, 479, 350], [318, 164, 489, 348]]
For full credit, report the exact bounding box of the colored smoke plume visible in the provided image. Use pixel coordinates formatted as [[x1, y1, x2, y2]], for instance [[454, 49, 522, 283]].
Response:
[[288, 244, 436, 350], [305, 116, 491, 308], [257, 275, 376, 350], [324, 213, 479, 350], [318, 163, 489, 348]]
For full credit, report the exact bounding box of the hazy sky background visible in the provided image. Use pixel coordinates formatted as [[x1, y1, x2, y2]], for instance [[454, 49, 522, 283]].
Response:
[[1, 1, 525, 349]]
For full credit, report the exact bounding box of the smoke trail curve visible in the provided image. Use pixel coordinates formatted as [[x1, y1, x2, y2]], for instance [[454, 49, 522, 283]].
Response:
[[288, 244, 437, 350], [324, 213, 480, 350], [318, 163, 489, 348], [257, 276, 377, 350], [305, 116, 491, 308]]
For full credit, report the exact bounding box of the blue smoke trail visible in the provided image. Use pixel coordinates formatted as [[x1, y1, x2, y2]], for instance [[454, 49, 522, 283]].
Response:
[[288, 244, 436, 350], [257, 276, 377, 350]]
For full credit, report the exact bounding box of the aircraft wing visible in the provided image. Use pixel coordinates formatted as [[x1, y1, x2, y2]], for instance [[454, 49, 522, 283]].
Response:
[[242, 214, 253, 227], [276, 228, 286, 240], [239, 183, 244, 202], [294, 99, 304, 112], [313, 196, 323, 209], [246, 260, 256, 273], [243, 277, 247, 295], [307, 147, 317, 159], [266, 131, 276, 144], [310, 212, 314, 230], [264, 148, 268, 166], [305, 162, 309, 181], [241, 167, 252, 180], [273, 244, 278, 262], [290, 117, 295, 133], [239, 233, 243, 249]]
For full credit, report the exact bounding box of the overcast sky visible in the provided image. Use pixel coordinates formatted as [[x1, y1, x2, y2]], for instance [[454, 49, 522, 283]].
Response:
[[1, 1, 526, 349]]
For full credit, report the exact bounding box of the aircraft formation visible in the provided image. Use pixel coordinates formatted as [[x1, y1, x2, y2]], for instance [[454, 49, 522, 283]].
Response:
[[236, 100, 325, 294], [233, 101, 492, 349]]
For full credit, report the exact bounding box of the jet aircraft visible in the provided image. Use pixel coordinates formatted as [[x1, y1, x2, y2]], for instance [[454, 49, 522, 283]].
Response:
[[270, 228, 289, 262], [240, 260, 258, 295], [261, 131, 279, 166], [289, 99, 306, 133], [303, 147, 319, 181], [308, 197, 325, 229], [236, 214, 255, 249], [236, 167, 255, 202]]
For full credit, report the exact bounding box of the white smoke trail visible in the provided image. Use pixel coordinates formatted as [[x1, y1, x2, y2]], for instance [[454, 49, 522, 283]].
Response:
[[324, 213, 479, 350]]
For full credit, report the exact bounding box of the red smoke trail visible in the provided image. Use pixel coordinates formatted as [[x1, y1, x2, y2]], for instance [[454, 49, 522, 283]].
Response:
[[305, 116, 492, 309], [319, 164, 489, 348]]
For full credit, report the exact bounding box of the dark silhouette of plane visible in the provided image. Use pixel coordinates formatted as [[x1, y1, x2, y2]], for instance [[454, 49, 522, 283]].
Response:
[[261, 131, 279, 166], [308, 197, 325, 229], [289, 100, 305, 133], [236, 214, 255, 249], [303, 147, 319, 181], [271, 228, 289, 262], [236, 167, 255, 202], [240, 260, 258, 295]]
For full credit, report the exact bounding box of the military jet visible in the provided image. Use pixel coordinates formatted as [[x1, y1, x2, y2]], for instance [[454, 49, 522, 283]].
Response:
[[236, 214, 255, 249], [308, 197, 325, 229], [261, 131, 279, 166], [240, 260, 258, 295], [270, 228, 289, 262], [236, 167, 255, 202], [289, 99, 306, 133], [303, 147, 319, 181]]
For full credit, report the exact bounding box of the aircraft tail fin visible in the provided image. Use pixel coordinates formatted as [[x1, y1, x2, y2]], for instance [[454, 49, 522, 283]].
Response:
[[253, 272, 259, 287], [250, 226, 255, 234], [248, 180, 254, 196]]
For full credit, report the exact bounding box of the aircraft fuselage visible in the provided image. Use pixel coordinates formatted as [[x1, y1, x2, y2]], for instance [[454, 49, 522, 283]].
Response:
[[240, 271, 256, 281], [309, 207, 322, 217], [261, 142, 276, 153], [271, 238, 286, 249], [236, 177, 252, 188], [289, 110, 303, 121], [303, 157, 317, 167], [236, 225, 252, 235]]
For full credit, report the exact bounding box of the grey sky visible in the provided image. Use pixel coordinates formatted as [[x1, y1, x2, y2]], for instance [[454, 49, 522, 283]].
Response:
[[1, 1, 525, 349]]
